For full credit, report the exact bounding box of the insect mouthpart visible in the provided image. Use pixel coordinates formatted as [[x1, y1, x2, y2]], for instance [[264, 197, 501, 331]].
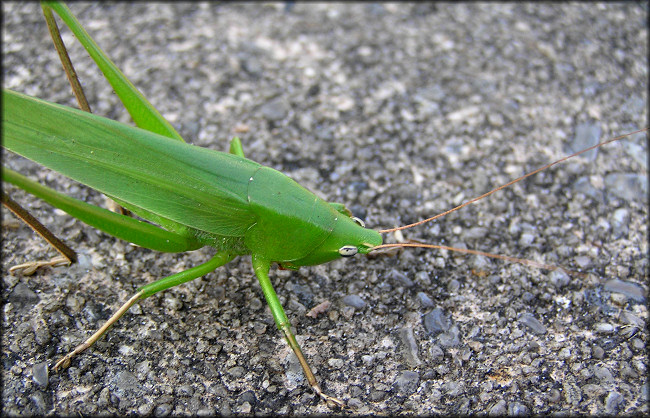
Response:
[[338, 245, 358, 257]]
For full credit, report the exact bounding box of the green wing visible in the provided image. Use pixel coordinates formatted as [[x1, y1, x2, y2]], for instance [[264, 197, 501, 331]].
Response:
[[3, 89, 258, 237]]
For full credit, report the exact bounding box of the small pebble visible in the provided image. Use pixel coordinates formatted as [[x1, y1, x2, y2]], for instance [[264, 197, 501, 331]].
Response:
[[631, 338, 644, 350], [574, 256, 593, 269], [548, 388, 562, 403], [393, 370, 420, 396], [592, 345, 605, 359], [593, 365, 614, 382], [399, 327, 422, 367], [605, 173, 648, 202], [594, 323, 616, 334], [605, 391, 625, 414], [154, 403, 172, 416], [572, 176, 602, 199], [113, 370, 141, 397], [236, 402, 252, 414], [550, 270, 570, 289], [604, 279, 646, 302], [442, 380, 464, 397], [328, 358, 344, 369], [568, 122, 600, 161], [8, 282, 40, 306], [429, 345, 444, 361], [620, 311, 644, 327], [415, 271, 431, 286], [438, 325, 461, 348], [370, 390, 387, 402], [489, 399, 507, 415], [610, 293, 628, 306], [423, 308, 451, 334], [508, 401, 529, 416], [32, 362, 48, 388], [416, 292, 435, 308], [227, 366, 245, 378], [390, 269, 414, 287], [342, 294, 366, 309], [175, 384, 194, 397], [30, 392, 47, 413], [447, 279, 461, 293], [259, 98, 288, 121], [558, 347, 572, 360], [611, 208, 629, 237], [518, 313, 547, 335]]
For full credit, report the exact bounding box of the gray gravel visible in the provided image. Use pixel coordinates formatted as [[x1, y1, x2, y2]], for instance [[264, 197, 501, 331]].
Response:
[[2, 2, 648, 415]]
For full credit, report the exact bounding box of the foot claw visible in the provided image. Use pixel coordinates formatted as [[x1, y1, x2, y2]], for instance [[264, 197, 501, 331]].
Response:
[[312, 384, 346, 408], [52, 355, 72, 372], [10, 255, 71, 275]]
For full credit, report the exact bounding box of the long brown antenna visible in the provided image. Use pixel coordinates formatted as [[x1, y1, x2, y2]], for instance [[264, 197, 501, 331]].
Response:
[[370, 242, 586, 278], [379, 128, 648, 234]]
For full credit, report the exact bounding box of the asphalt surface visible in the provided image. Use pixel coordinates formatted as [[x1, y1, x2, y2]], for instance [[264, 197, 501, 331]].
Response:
[[2, 3, 648, 415]]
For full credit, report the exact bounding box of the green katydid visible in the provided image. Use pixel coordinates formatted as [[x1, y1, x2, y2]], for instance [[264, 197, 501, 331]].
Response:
[[3, 2, 647, 413]]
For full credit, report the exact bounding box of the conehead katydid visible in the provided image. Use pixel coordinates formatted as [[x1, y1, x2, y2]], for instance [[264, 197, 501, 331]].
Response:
[[2, 2, 644, 414]]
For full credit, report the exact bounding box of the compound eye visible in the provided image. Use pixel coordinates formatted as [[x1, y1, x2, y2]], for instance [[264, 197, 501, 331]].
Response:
[[338, 245, 358, 257], [351, 216, 365, 228]]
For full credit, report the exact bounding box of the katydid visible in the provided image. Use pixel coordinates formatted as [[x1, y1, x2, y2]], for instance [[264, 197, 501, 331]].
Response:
[[3, 2, 647, 414], [6, 88, 645, 404]]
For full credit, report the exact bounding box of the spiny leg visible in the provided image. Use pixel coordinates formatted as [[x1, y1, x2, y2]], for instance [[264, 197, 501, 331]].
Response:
[[42, 4, 91, 112], [251, 254, 345, 408], [53, 251, 234, 371], [53, 291, 141, 370], [2, 192, 76, 275]]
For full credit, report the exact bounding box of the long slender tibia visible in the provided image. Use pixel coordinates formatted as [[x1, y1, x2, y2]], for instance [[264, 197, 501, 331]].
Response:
[[1, 192, 77, 268], [42, 4, 91, 113], [251, 255, 346, 408], [53, 252, 234, 371]]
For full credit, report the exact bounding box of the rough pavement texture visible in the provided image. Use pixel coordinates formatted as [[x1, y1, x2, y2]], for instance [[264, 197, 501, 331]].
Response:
[[2, 3, 648, 415]]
